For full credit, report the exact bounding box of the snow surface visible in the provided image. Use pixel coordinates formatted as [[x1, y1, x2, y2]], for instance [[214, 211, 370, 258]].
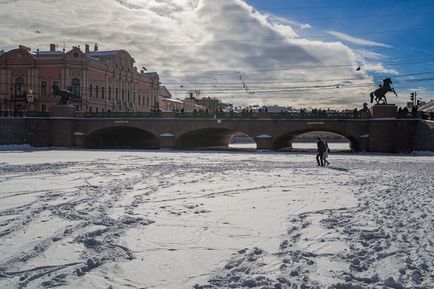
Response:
[[0, 149, 433, 289]]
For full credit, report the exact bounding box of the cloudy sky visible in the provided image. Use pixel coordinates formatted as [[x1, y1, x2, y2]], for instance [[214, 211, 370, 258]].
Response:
[[1, 0, 433, 108]]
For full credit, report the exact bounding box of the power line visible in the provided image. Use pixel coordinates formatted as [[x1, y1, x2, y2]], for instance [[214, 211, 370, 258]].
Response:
[[155, 57, 434, 75], [112, 0, 433, 13], [250, 1, 434, 11], [119, 28, 434, 46], [165, 77, 434, 93], [202, 12, 434, 24], [162, 70, 434, 86]]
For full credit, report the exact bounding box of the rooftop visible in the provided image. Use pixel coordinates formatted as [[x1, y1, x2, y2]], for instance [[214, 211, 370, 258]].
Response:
[[32, 51, 64, 55], [87, 50, 120, 58]]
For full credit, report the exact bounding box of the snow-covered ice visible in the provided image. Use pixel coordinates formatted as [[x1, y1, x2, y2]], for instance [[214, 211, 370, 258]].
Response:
[[0, 149, 433, 289]]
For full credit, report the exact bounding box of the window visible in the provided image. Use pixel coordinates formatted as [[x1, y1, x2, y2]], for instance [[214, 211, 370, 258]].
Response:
[[14, 77, 24, 98], [41, 104, 46, 112], [96, 107, 99, 113], [41, 81, 47, 96], [115, 88, 119, 100], [108, 86, 111, 100], [89, 106, 92, 112], [128, 90, 130, 102], [71, 78, 80, 98], [122, 89, 125, 102], [101, 87, 105, 99], [89, 84, 93, 98], [96, 86, 99, 98]]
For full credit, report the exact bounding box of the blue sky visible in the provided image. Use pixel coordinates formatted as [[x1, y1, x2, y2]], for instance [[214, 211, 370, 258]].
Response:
[[1, 0, 433, 107], [246, 0, 434, 103]]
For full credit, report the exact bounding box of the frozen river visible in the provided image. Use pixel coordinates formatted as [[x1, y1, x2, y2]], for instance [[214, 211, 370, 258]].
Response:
[[0, 149, 433, 289]]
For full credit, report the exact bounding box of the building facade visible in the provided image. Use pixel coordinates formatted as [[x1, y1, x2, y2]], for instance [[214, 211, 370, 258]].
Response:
[[0, 44, 160, 113], [158, 86, 206, 112]]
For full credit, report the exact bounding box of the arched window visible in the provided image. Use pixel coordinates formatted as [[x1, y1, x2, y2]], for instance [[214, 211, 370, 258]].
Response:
[[41, 81, 47, 96], [71, 78, 80, 98], [14, 77, 25, 98]]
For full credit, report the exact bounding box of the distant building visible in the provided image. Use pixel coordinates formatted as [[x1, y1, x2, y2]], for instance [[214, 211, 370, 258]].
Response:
[[419, 100, 434, 112], [183, 98, 206, 112], [159, 97, 184, 112], [262, 105, 291, 113], [159, 86, 172, 99], [158, 86, 206, 112], [0, 44, 160, 113]]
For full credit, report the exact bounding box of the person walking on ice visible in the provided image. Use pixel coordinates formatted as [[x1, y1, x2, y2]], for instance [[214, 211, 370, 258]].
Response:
[[316, 137, 326, 166], [323, 141, 330, 166]]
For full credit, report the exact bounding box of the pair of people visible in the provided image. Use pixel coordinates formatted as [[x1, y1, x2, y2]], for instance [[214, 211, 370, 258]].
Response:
[[316, 137, 330, 167]]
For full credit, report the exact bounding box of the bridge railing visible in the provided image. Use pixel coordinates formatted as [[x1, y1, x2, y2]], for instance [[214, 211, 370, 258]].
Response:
[[3, 110, 430, 120], [80, 112, 168, 118], [75, 111, 432, 120], [174, 111, 361, 119], [0, 110, 49, 118]]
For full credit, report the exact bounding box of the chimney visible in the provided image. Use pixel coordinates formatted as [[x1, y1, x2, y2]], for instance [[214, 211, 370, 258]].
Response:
[[94, 43, 98, 52], [50, 44, 56, 51], [85, 44, 89, 53]]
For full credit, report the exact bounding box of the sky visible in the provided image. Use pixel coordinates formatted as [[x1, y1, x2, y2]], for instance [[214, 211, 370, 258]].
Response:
[[1, 0, 433, 109]]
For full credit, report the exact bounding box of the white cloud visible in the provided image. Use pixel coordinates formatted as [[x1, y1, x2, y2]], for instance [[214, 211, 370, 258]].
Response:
[[360, 63, 399, 75], [267, 15, 311, 30], [0, 0, 397, 109], [353, 49, 387, 61], [327, 31, 392, 48]]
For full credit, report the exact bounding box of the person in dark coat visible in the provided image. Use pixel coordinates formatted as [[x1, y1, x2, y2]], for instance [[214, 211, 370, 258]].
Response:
[[316, 137, 326, 166]]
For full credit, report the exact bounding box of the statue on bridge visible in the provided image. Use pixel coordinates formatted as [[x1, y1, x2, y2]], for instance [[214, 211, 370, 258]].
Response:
[[52, 83, 73, 105], [369, 78, 397, 104]]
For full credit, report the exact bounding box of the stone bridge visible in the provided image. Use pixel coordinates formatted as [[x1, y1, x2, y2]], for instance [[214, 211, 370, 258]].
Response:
[[22, 105, 422, 153]]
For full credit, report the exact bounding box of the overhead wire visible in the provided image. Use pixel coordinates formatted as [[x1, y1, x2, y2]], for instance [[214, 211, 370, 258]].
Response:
[[130, 27, 434, 46], [244, 1, 434, 11], [154, 57, 434, 75], [161, 70, 434, 86]]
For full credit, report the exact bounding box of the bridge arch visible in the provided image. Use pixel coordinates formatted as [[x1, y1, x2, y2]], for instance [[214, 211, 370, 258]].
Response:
[[175, 128, 257, 150], [85, 126, 159, 149], [273, 129, 360, 152]]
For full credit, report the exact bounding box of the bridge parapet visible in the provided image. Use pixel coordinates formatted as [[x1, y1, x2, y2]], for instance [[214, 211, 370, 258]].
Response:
[[13, 104, 429, 153], [76, 111, 363, 120]]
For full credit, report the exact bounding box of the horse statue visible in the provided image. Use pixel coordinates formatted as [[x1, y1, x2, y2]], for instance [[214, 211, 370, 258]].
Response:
[[52, 83, 73, 105], [370, 78, 397, 104]]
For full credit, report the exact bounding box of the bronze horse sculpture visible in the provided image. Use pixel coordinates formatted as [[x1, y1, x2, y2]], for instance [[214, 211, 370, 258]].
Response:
[[370, 78, 397, 104], [52, 83, 73, 105]]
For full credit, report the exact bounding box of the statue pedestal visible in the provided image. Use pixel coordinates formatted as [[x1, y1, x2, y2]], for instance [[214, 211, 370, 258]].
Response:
[[370, 104, 397, 118], [360, 111, 372, 119], [50, 104, 76, 117]]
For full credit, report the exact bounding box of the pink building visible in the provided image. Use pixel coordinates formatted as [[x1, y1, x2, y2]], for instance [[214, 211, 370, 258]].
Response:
[[0, 44, 160, 113]]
